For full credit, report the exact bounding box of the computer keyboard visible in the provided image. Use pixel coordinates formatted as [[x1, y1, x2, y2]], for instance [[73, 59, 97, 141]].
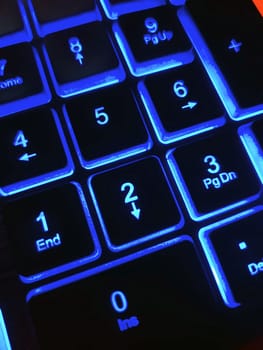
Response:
[[0, 0, 263, 349]]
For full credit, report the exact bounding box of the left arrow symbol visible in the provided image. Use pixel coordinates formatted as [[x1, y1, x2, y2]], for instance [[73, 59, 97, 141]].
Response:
[[18, 153, 37, 162]]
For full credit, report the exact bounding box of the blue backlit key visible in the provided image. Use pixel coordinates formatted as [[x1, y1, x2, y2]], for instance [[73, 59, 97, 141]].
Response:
[[44, 22, 125, 97], [139, 60, 225, 143], [64, 85, 151, 168], [28, 0, 98, 35], [113, 6, 193, 76], [101, 0, 166, 19], [3, 183, 100, 282], [167, 131, 261, 221], [28, 238, 219, 349], [0, 109, 73, 196], [0, 0, 31, 46], [89, 157, 183, 251], [0, 44, 50, 116], [179, 0, 263, 119], [199, 207, 263, 307]]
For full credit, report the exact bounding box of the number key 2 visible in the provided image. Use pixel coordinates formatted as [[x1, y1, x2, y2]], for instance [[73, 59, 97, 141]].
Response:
[[167, 131, 261, 220], [89, 157, 183, 251]]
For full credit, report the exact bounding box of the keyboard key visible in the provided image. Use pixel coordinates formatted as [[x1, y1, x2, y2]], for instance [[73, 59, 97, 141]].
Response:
[[29, 0, 98, 35], [167, 131, 261, 221], [178, 0, 263, 119], [113, 6, 193, 76], [3, 183, 100, 282], [65, 85, 151, 168], [28, 237, 219, 349], [0, 0, 31, 46], [199, 207, 263, 306], [44, 23, 125, 97], [0, 44, 50, 117], [0, 309, 11, 350], [101, 0, 166, 19], [89, 157, 183, 251], [239, 119, 263, 184], [139, 60, 225, 143], [0, 109, 73, 196]]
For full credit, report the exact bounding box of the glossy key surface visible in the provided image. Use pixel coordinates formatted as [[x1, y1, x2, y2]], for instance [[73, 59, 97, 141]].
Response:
[[89, 157, 183, 251], [0, 109, 73, 196], [183, 0, 263, 110], [168, 131, 261, 220], [28, 238, 222, 349], [200, 208, 263, 306], [0, 0, 24, 38], [65, 85, 151, 168], [3, 183, 99, 281], [44, 22, 123, 96], [140, 60, 225, 143]]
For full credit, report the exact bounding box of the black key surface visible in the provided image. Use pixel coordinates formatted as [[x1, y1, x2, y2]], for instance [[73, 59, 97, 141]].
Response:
[[200, 208, 263, 305], [0, 0, 24, 37], [168, 131, 261, 219], [252, 119, 263, 150], [185, 0, 263, 108], [30, 0, 95, 24], [3, 183, 99, 279], [65, 85, 150, 167], [0, 44, 43, 104], [90, 157, 182, 250], [117, 6, 191, 63], [0, 109, 71, 195], [141, 60, 224, 142], [44, 22, 119, 85], [28, 238, 222, 349]]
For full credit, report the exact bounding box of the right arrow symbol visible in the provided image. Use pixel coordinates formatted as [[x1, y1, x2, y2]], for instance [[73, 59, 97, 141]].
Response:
[[130, 202, 141, 220], [181, 101, 198, 110]]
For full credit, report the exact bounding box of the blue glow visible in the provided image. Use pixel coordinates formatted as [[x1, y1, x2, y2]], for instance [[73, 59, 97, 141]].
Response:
[[88, 157, 184, 252], [169, 0, 186, 5], [0, 309, 11, 350], [27, 235, 191, 301], [63, 105, 152, 169], [0, 110, 74, 196], [0, 0, 32, 48], [199, 206, 263, 308], [43, 44, 125, 98], [20, 182, 101, 284], [177, 8, 263, 120], [166, 150, 259, 222], [113, 22, 194, 77], [138, 80, 225, 144], [239, 124, 263, 184], [27, 0, 101, 37], [100, 0, 166, 20], [238, 241, 247, 250], [0, 48, 51, 118]]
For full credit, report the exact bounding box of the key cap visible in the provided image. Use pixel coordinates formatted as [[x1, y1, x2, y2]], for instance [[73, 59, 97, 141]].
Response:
[[0, 109, 73, 196], [3, 183, 100, 282], [44, 22, 125, 97], [0, 309, 11, 350], [89, 157, 183, 251], [113, 6, 193, 76], [28, 237, 221, 349], [167, 131, 261, 220], [179, 0, 263, 118], [30, 0, 95, 24], [139, 60, 225, 143], [65, 85, 151, 168], [29, 0, 98, 35], [101, 0, 165, 19], [199, 207, 263, 306], [0, 43, 50, 117]]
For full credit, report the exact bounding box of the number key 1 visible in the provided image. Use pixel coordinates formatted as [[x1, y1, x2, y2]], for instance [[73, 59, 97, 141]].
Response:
[[167, 131, 261, 221]]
